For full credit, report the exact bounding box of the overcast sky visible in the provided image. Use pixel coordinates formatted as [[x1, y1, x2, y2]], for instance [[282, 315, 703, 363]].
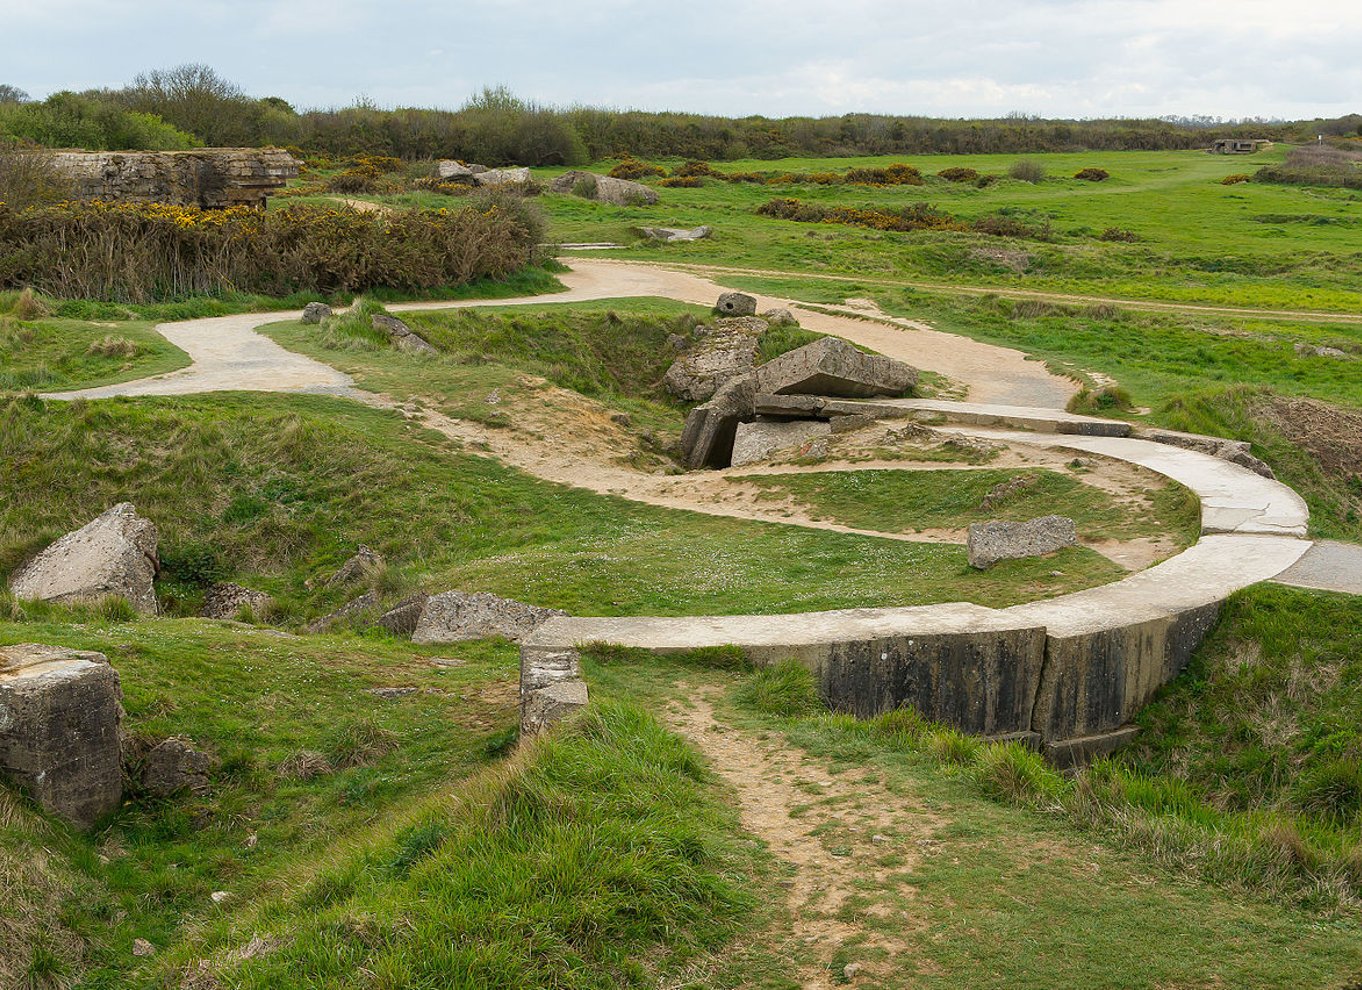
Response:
[[5, 0, 1360, 120]]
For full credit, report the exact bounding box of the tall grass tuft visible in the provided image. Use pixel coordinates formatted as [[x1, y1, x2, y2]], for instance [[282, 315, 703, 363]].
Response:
[[733, 660, 825, 717]]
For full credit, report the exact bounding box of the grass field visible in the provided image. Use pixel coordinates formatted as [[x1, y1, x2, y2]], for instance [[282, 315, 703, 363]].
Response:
[[0, 316, 189, 391], [309, 148, 1362, 312], [734, 467, 1201, 544]]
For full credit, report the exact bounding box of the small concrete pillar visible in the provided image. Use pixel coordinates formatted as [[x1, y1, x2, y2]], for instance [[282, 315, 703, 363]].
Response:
[[519, 648, 588, 737], [0, 644, 123, 827]]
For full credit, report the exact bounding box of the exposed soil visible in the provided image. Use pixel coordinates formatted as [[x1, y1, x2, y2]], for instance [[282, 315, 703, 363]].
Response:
[[665, 688, 942, 988]]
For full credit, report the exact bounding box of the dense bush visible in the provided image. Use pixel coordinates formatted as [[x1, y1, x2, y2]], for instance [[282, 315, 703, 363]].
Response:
[[0, 147, 72, 211], [756, 197, 964, 232], [658, 176, 703, 188], [0, 91, 197, 151], [1099, 226, 1140, 242], [0, 194, 542, 302], [938, 166, 979, 182], [607, 157, 666, 180], [1255, 145, 1362, 189], [1073, 166, 1110, 181], [1221, 173, 1251, 185], [844, 163, 923, 185], [1009, 159, 1046, 183]]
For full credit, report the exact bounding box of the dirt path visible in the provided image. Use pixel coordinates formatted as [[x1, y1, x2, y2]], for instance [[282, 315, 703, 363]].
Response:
[[665, 689, 940, 987], [579, 257, 1362, 326]]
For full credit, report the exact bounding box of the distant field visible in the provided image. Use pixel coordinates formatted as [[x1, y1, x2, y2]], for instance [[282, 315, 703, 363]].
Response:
[[518, 148, 1362, 312]]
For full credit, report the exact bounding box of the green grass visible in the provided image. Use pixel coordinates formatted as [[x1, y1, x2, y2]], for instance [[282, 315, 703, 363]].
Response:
[[0, 614, 524, 988], [0, 316, 189, 391], [1132, 584, 1362, 828], [513, 148, 1362, 312], [733, 467, 1201, 544], [0, 394, 1124, 624], [168, 703, 767, 990]]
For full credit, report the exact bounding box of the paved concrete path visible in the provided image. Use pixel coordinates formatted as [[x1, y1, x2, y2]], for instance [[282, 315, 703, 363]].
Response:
[[48, 260, 1072, 408], [1273, 541, 1362, 596]]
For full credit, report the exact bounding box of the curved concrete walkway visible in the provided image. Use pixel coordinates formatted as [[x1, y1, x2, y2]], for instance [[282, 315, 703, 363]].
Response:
[[48, 260, 1074, 408]]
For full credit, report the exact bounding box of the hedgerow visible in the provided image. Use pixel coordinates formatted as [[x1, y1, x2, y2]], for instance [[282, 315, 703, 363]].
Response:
[[0, 196, 542, 302]]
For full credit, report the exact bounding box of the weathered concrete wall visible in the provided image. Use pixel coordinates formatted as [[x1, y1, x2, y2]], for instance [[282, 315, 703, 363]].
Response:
[[51, 148, 300, 209], [816, 626, 1046, 737]]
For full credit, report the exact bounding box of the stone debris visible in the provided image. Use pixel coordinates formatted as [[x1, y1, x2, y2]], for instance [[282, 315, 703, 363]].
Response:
[[1141, 428, 1275, 479], [327, 545, 384, 586], [201, 582, 273, 621], [638, 225, 712, 242], [679, 374, 758, 469], [436, 160, 477, 182], [305, 589, 381, 633], [967, 515, 1077, 570], [377, 594, 429, 636], [51, 148, 299, 209], [0, 644, 124, 828], [370, 314, 437, 355], [679, 336, 918, 469], [300, 302, 332, 325], [754, 336, 918, 398], [760, 307, 798, 325], [412, 591, 568, 644], [132, 938, 155, 957], [210, 891, 232, 905], [367, 686, 419, 700], [978, 474, 1038, 512], [663, 327, 760, 402], [9, 503, 160, 615], [473, 166, 532, 187], [730, 419, 832, 467], [519, 647, 589, 736], [1294, 342, 1350, 359], [549, 171, 658, 205], [133, 737, 217, 798], [714, 291, 757, 317]]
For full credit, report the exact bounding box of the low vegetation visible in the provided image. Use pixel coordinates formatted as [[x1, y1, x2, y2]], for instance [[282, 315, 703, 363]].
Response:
[[1255, 144, 1362, 190], [0, 314, 189, 391], [735, 467, 1201, 545], [0, 194, 543, 302]]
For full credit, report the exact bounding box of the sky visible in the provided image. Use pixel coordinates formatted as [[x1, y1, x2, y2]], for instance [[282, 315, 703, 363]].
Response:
[[4, 0, 1361, 120]]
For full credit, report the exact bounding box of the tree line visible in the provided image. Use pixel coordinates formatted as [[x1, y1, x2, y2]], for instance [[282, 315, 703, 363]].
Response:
[[2, 65, 1359, 164]]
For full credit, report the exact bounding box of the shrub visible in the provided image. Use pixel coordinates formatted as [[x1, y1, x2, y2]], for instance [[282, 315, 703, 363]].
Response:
[[1098, 226, 1139, 242], [845, 163, 923, 185], [973, 742, 1064, 804], [1254, 145, 1362, 189], [674, 160, 719, 178], [1221, 173, 1251, 185], [0, 146, 73, 212], [1292, 758, 1362, 825], [734, 660, 825, 717], [1008, 159, 1046, 183], [658, 176, 703, 188], [937, 166, 979, 182], [972, 214, 1051, 240], [12, 286, 48, 320], [1073, 167, 1110, 181], [756, 197, 964, 233], [86, 335, 139, 358], [1067, 385, 1135, 415], [0, 199, 541, 302], [607, 157, 666, 180]]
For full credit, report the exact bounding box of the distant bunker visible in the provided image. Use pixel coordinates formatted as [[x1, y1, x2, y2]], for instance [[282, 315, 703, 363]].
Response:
[[51, 148, 300, 209]]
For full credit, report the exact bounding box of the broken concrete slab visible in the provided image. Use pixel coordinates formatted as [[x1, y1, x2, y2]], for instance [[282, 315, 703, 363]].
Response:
[[327, 545, 384, 587], [638, 225, 712, 242], [473, 166, 532, 187], [305, 590, 380, 633], [1044, 725, 1141, 769], [730, 418, 832, 466], [519, 648, 589, 736], [663, 329, 759, 402], [371, 315, 437, 355], [9, 503, 160, 615], [412, 591, 568, 644], [133, 737, 217, 798], [378, 594, 430, 636], [967, 515, 1078, 570], [753, 337, 917, 399], [549, 171, 657, 205], [201, 583, 273, 621], [301, 302, 332, 325], [1140, 428, 1274, 479], [679, 374, 757, 469], [0, 644, 123, 827]]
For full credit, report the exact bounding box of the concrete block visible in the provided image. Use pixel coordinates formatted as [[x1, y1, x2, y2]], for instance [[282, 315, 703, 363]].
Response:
[[0, 644, 123, 827]]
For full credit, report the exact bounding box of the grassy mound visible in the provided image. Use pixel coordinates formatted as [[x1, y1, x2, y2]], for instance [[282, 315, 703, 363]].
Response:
[[735, 467, 1201, 545]]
